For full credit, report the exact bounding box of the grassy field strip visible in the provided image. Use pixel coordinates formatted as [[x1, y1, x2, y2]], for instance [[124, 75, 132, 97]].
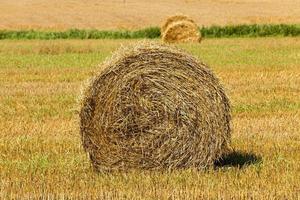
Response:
[[0, 38, 299, 198], [0, 24, 299, 40]]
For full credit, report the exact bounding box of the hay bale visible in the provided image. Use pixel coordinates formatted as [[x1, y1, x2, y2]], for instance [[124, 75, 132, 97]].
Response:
[[161, 14, 196, 33], [162, 20, 201, 43], [79, 42, 231, 172]]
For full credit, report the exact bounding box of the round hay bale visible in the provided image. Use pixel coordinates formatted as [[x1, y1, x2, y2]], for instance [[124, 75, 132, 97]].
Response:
[[161, 14, 196, 33], [162, 20, 201, 43], [79, 42, 231, 172]]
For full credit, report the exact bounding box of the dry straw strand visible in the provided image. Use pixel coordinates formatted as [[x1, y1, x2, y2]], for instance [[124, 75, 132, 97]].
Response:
[[79, 42, 231, 172]]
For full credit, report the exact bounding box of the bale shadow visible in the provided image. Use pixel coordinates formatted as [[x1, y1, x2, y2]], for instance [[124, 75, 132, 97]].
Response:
[[215, 151, 262, 169]]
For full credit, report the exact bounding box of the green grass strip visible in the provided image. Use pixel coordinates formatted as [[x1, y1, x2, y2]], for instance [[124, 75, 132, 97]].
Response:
[[0, 24, 299, 40], [201, 24, 300, 38]]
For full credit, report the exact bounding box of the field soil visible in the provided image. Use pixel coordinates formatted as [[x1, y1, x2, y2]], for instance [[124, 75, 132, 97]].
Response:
[[0, 0, 300, 30]]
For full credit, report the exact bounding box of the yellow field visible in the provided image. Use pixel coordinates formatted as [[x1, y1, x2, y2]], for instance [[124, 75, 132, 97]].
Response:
[[0, 0, 300, 30], [0, 38, 299, 199]]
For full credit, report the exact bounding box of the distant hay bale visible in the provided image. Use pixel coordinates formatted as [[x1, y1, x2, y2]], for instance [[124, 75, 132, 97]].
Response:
[[79, 42, 231, 172], [161, 14, 201, 43], [161, 14, 196, 33], [162, 20, 201, 43]]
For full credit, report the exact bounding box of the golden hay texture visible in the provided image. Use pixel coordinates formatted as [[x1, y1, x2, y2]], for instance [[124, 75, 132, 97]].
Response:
[[162, 20, 201, 43], [79, 42, 231, 172], [161, 14, 196, 33]]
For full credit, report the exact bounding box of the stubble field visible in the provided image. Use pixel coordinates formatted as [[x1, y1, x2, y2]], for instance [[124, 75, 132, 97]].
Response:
[[1, 0, 300, 30], [0, 37, 299, 199]]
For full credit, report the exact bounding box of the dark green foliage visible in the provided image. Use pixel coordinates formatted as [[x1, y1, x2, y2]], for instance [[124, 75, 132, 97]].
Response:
[[0, 24, 299, 40], [0, 27, 161, 40], [200, 24, 300, 38]]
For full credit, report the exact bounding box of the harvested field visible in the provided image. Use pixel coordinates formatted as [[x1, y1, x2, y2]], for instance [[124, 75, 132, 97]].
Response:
[[0, 0, 300, 30], [0, 38, 300, 199]]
